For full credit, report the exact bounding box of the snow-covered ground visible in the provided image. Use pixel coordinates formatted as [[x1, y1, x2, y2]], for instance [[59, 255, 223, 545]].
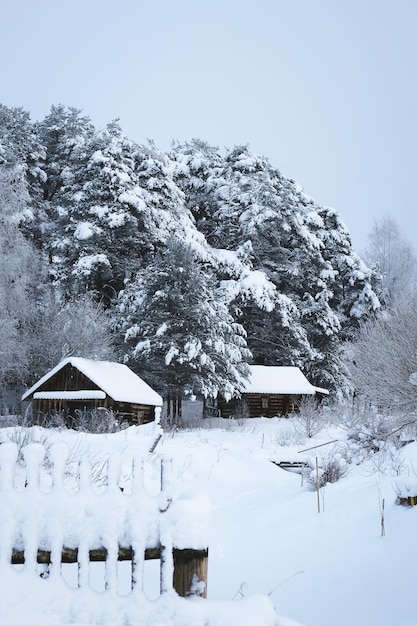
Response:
[[1, 416, 416, 626]]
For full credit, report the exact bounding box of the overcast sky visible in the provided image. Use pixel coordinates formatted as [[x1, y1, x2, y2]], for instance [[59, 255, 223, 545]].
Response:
[[2, 0, 416, 253]]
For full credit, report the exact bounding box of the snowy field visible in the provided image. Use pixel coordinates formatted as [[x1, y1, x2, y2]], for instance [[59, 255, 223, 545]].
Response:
[[0, 416, 416, 626]]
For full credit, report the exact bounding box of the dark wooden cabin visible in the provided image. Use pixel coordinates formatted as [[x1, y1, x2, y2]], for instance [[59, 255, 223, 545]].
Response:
[[22, 357, 163, 426], [217, 365, 328, 418]]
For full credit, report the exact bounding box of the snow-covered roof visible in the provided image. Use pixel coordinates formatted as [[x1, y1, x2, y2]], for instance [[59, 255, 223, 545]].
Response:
[[22, 357, 163, 406], [243, 365, 329, 395], [33, 391, 106, 401]]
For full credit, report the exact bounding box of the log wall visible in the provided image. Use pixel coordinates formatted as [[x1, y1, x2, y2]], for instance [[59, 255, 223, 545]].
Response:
[[217, 393, 302, 418]]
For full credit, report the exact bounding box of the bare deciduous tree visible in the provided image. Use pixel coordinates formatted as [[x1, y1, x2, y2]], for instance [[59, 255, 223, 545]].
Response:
[[0, 168, 40, 393], [349, 299, 417, 416], [27, 293, 117, 383], [363, 216, 417, 303]]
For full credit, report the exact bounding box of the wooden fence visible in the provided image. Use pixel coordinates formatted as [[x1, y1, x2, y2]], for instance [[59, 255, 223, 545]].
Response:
[[0, 440, 209, 598]]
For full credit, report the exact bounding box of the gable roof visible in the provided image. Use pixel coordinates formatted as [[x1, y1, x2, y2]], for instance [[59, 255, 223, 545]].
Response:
[[22, 357, 163, 406], [243, 365, 329, 395]]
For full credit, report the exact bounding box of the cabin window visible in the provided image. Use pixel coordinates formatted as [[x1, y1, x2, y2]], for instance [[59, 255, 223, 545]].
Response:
[[66, 367, 77, 391], [261, 397, 269, 409]]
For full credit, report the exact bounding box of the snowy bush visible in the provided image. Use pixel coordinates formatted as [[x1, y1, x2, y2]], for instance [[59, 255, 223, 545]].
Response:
[[273, 423, 305, 447], [370, 442, 407, 476], [333, 396, 417, 464], [293, 397, 328, 438], [340, 436, 407, 476], [5, 426, 51, 465], [231, 399, 250, 425], [397, 420, 417, 445], [30, 410, 67, 430], [346, 410, 411, 455], [30, 408, 128, 434], [72, 408, 129, 434], [307, 451, 348, 488], [336, 398, 385, 432], [0, 413, 20, 427]]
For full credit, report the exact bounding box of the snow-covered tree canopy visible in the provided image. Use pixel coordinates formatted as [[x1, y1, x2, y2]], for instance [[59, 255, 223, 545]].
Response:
[[0, 103, 381, 399]]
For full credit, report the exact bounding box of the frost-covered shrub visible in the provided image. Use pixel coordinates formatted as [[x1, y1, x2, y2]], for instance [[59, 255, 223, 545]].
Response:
[[346, 411, 407, 454], [339, 393, 417, 449], [274, 423, 305, 447], [294, 397, 328, 438], [31, 411, 67, 430], [0, 413, 20, 427], [231, 399, 250, 425], [6, 426, 51, 465], [397, 420, 417, 446], [371, 442, 406, 476], [307, 451, 348, 488], [5, 426, 32, 458], [338, 397, 409, 454], [340, 437, 407, 476], [336, 398, 373, 431], [73, 408, 128, 434]]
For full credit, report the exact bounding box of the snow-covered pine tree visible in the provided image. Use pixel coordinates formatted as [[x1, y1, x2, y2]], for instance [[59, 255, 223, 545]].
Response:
[[36, 105, 98, 291], [293, 205, 380, 390], [0, 104, 46, 242], [38, 105, 95, 203], [317, 206, 381, 339], [0, 104, 45, 194], [133, 141, 207, 253], [45, 124, 205, 304], [173, 142, 381, 391], [45, 121, 147, 302], [119, 237, 251, 423], [170, 139, 223, 235], [178, 144, 326, 374], [171, 141, 278, 312]]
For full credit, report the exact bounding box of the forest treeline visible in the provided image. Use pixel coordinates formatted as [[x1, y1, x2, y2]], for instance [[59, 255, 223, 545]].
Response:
[[0, 103, 382, 408]]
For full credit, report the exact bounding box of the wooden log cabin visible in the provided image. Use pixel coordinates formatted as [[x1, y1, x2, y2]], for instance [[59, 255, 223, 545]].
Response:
[[21, 357, 163, 426], [217, 365, 329, 418]]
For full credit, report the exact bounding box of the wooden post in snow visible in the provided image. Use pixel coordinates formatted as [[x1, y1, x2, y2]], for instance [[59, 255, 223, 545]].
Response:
[[381, 498, 385, 536], [159, 457, 209, 597], [173, 548, 208, 598], [159, 457, 173, 595]]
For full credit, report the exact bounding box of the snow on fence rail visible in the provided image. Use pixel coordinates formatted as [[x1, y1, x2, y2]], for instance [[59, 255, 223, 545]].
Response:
[[0, 441, 209, 598]]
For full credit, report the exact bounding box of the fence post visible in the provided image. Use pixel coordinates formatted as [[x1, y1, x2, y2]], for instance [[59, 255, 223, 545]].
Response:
[[160, 457, 174, 594], [173, 548, 208, 598]]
